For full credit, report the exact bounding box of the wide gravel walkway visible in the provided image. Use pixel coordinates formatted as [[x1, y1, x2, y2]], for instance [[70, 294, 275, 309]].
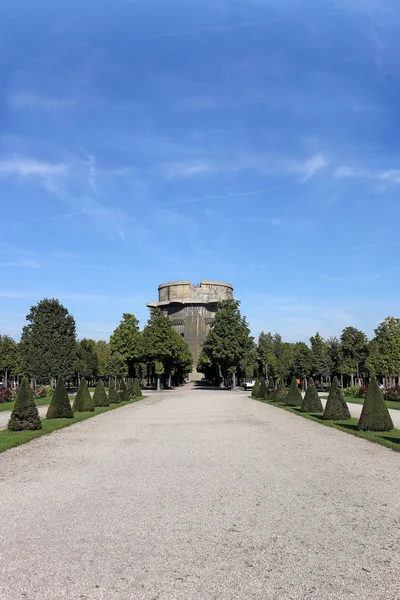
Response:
[[0, 386, 399, 600]]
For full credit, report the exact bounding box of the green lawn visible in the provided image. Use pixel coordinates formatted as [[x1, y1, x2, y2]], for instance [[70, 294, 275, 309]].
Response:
[[320, 395, 400, 411], [255, 398, 400, 452], [0, 397, 142, 454], [0, 397, 53, 413]]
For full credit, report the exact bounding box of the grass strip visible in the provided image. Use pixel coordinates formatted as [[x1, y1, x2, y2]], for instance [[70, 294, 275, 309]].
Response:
[[0, 397, 142, 454], [255, 398, 400, 452]]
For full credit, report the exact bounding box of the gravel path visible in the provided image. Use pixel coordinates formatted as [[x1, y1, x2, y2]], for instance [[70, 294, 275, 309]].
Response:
[[0, 386, 399, 600]]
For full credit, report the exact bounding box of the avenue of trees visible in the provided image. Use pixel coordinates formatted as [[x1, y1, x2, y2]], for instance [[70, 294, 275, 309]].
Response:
[[0, 299, 193, 394]]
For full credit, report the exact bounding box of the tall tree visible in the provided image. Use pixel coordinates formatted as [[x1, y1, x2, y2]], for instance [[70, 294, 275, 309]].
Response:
[[96, 340, 111, 378], [201, 300, 254, 389], [366, 317, 400, 385], [340, 326, 369, 386], [291, 342, 313, 385], [310, 333, 331, 382], [326, 336, 344, 380], [110, 313, 144, 377], [143, 308, 179, 390], [74, 338, 99, 383], [257, 332, 276, 379], [0, 334, 19, 386], [20, 298, 76, 383]]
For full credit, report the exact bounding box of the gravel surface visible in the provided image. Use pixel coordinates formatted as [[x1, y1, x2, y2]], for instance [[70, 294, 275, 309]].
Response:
[[0, 386, 399, 600]]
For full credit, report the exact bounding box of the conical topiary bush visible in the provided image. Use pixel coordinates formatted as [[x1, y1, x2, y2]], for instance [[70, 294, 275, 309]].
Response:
[[134, 378, 142, 397], [8, 377, 42, 431], [267, 380, 277, 401], [275, 378, 287, 404], [301, 377, 323, 413], [93, 379, 109, 407], [357, 376, 394, 431], [72, 377, 94, 412], [285, 376, 302, 406], [323, 376, 350, 420], [252, 380, 260, 397], [126, 378, 135, 399], [46, 377, 74, 419], [258, 378, 267, 400], [108, 379, 120, 404], [119, 379, 129, 402]]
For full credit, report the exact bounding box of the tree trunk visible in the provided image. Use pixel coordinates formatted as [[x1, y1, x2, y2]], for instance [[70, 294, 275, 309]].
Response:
[[4, 370, 8, 387], [232, 372, 236, 390], [340, 374, 344, 389], [156, 375, 161, 391], [350, 373, 354, 387]]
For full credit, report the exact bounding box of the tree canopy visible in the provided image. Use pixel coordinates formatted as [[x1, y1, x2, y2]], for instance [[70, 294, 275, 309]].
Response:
[[110, 313, 144, 377]]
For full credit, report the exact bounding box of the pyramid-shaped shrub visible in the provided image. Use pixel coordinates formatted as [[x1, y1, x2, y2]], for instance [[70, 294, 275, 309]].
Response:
[[301, 377, 323, 413], [72, 377, 94, 412], [126, 378, 135, 399], [8, 377, 42, 431], [285, 376, 302, 406], [93, 379, 109, 407], [275, 378, 287, 404], [323, 376, 350, 420], [108, 379, 120, 404], [46, 377, 74, 419], [258, 378, 267, 400], [267, 380, 277, 401], [119, 379, 129, 402], [357, 376, 394, 431], [252, 380, 260, 397], [134, 378, 143, 397]]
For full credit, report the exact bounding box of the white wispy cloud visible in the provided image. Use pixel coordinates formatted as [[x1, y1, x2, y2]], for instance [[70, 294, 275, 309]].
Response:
[[380, 170, 400, 184], [288, 154, 329, 182], [171, 188, 274, 205], [165, 160, 216, 179], [0, 156, 68, 178], [9, 91, 77, 110]]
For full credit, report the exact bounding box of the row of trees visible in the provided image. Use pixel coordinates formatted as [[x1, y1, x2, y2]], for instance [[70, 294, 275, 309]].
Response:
[[197, 300, 400, 388], [0, 300, 193, 391]]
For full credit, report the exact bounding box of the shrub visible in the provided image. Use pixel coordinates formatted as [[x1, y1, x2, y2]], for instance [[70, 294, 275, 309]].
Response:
[[93, 379, 109, 407], [323, 376, 350, 420], [252, 380, 260, 397], [0, 386, 13, 403], [72, 378, 94, 412], [8, 377, 42, 431], [301, 378, 323, 413], [34, 386, 47, 398], [46, 378, 74, 419], [358, 376, 394, 432], [275, 379, 287, 403], [126, 378, 135, 399], [119, 379, 129, 402], [108, 379, 120, 404], [285, 377, 302, 406], [344, 385, 361, 398], [134, 378, 142, 398], [258, 378, 267, 400], [384, 388, 400, 402]]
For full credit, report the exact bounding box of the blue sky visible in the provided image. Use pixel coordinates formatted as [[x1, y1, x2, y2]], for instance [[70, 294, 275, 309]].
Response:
[[1, 0, 400, 343]]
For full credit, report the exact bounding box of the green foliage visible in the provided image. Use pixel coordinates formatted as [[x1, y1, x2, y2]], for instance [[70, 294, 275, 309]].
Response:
[[201, 300, 254, 383], [358, 376, 394, 431], [110, 313, 144, 377], [119, 379, 129, 402], [46, 378, 74, 419], [34, 385, 53, 399], [0, 334, 19, 384], [310, 333, 331, 379], [20, 298, 76, 381], [267, 380, 277, 401], [8, 377, 42, 431], [93, 379, 109, 407], [275, 378, 287, 403], [258, 378, 267, 400], [134, 378, 142, 397], [367, 317, 400, 378], [323, 376, 350, 420], [301, 378, 323, 413], [108, 379, 120, 403], [257, 332, 277, 378], [251, 380, 260, 397], [344, 385, 365, 398], [285, 376, 302, 406], [74, 338, 99, 380], [340, 326, 368, 380], [72, 378, 94, 412], [291, 343, 313, 380], [126, 378, 135, 399]]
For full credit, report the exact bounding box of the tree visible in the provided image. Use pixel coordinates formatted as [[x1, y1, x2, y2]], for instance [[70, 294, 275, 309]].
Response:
[[0, 335, 19, 386], [310, 333, 331, 382], [108, 379, 119, 403], [72, 377, 94, 412], [134, 378, 142, 397], [340, 327, 369, 386], [8, 377, 42, 431], [323, 376, 350, 420], [201, 300, 254, 390], [119, 379, 129, 401], [291, 342, 313, 385], [301, 377, 323, 413], [275, 378, 287, 403], [93, 379, 109, 407], [252, 380, 260, 398], [367, 317, 400, 385], [110, 314, 144, 377], [357, 376, 393, 431], [168, 329, 193, 385], [96, 340, 111, 378], [326, 336, 344, 380], [285, 376, 302, 406], [104, 352, 128, 381], [46, 378, 74, 419], [74, 338, 99, 383], [257, 332, 277, 379], [20, 298, 76, 383]]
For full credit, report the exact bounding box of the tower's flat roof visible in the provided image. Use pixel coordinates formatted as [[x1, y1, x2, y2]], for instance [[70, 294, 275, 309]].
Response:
[[158, 280, 233, 289]]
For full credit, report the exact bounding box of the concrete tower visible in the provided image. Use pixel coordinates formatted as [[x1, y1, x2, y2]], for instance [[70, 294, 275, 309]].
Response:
[[147, 280, 234, 380]]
